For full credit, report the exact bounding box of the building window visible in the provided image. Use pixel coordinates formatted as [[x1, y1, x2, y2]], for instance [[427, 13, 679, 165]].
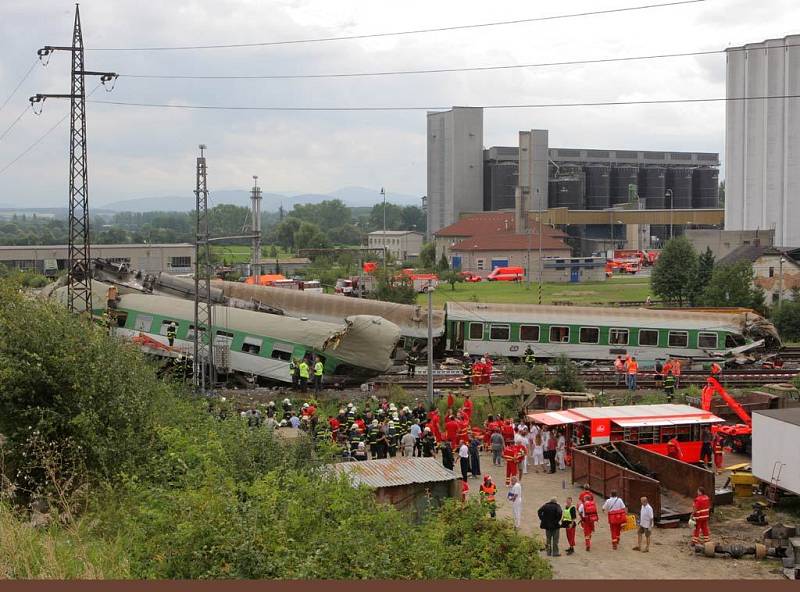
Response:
[[490, 324, 510, 341], [270, 342, 293, 361], [668, 331, 689, 348], [549, 326, 570, 343], [579, 327, 600, 344], [520, 325, 540, 342], [638, 329, 659, 347], [769, 267, 774, 278], [170, 256, 191, 268], [698, 332, 718, 349], [468, 322, 484, 340], [609, 328, 629, 345], [134, 315, 153, 332], [241, 336, 263, 355], [476, 259, 485, 270]]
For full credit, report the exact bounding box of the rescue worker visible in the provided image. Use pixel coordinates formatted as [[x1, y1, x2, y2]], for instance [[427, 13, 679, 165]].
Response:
[[672, 358, 682, 388], [462, 355, 472, 387], [328, 415, 340, 442], [710, 361, 722, 382], [479, 474, 497, 518], [699, 427, 714, 469], [406, 348, 418, 377], [401, 428, 415, 458], [602, 490, 627, 550], [313, 356, 324, 394], [298, 357, 310, 393], [462, 393, 474, 424], [626, 356, 639, 391], [562, 496, 578, 555], [166, 321, 177, 347], [614, 355, 625, 385], [282, 398, 293, 421], [713, 432, 724, 474], [386, 421, 398, 457], [289, 358, 298, 389], [524, 345, 536, 370], [663, 370, 676, 402], [367, 420, 380, 459], [440, 440, 455, 471], [691, 486, 712, 545], [666, 435, 683, 461], [421, 427, 437, 457], [578, 486, 598, 551], [445, 415, 460, 450], [375, 421, 389, 459], [502, 440, 523, 486]]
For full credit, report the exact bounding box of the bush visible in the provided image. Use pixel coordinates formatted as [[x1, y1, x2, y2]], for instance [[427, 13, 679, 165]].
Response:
[[772, 301, 800, 342], [548, 354, 585, 393]]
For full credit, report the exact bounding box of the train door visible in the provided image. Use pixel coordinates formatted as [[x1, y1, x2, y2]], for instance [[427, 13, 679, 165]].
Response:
[[451, 321, 464, 352]]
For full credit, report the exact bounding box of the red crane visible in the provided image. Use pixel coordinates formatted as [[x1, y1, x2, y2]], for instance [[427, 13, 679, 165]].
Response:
[[700, 377, 752, 440]]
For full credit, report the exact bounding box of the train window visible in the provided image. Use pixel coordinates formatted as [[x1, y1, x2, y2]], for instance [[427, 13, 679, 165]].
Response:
[[186, 325, 206, 341], [468, 323, 484, 340], [609, 328, 629, 345], [520, 325, 540, 342], [270, 342, 293, 361], [159, 319, 178, 336], [725, 334, 746, 348], [668, 331, 688, 348], [113, 311, 128, 328], [549, 326, 570, 343], [215, 330, 235, 347], [579, 327, 600, 344], [134, 315, 153, 332], [638, 329, 659, 346], [490, 324, 510, 341], [698, 332, 718, 349], [241, 336, 263, 355]]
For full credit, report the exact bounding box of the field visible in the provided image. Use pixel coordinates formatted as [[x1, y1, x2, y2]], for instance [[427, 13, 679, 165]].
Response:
[[213, 245, 292, 265], [418, 276, 653, 307]]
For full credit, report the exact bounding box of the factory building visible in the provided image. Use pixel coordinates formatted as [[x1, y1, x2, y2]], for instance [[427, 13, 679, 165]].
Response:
[[724, 35, 800, 248]]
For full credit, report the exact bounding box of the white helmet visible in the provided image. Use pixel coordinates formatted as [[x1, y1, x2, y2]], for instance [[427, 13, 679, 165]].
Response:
[[388, 421, 395, 427], [347, 402, 354, 409], [283, 398, 291, 405], [389, 403, 397, 411], [303, 403, 309, 408], [372, 420, 379, 426], [424, 427, 431, 432]]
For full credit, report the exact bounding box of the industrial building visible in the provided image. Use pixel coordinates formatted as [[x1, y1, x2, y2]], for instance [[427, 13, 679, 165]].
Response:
[[725, 35, 800, 248], [0, 243, 194, 276], [367, 230, 424, 262]]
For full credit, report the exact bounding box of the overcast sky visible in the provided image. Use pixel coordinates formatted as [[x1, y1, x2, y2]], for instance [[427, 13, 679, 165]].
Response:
[[1, 0, 798, 207]]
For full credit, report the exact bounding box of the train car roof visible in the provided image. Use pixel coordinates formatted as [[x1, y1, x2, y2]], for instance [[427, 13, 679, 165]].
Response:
[[215, 280, 444, 339], [528, 404, 724, 427], [445, 301, 756, 333], [118, 293, 400, 372]]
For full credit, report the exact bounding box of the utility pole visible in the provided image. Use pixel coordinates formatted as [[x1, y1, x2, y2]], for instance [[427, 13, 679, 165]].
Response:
[[778, 256, 785, 307], [426, 281, 434, 407], [381, 187, 387, 262], [193, 144, 215, 393], [30, 5, 117, 315], [250, 175, 262, 277]]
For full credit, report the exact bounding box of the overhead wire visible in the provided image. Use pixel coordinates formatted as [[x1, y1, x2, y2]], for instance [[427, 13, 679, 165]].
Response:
[[86, 0, 705, 51], [0, 59, 38, 114], [87, 94, 800, 112], [118, 43, 799, 81], [0, 105, 29, 143]]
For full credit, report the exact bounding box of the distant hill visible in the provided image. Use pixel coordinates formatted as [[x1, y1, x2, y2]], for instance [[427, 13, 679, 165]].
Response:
[[94, 186, 420, 213]]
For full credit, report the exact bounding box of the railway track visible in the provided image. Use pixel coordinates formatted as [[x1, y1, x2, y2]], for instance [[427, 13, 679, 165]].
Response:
[[779, 346, 800, 362], [372, 367, 800, 390]]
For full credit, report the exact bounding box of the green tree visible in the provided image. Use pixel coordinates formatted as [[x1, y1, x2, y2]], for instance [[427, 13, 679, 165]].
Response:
[[772, 300, 800, 342], [440, 270, 463, 291], [273, 217, 302, 249], [418, 242, 436, 270], [438, 253, 449, 272], [327, 223, 364, 246], [400, 205, 426, 232], [368, 202, 404, 231], [548, 354, 585, 392], [691, 246, 716, 303], [650, 236, 698, 305], [294, 222, 330, 250], [290, 199, 351, 230], [699, 261, 764, 310]]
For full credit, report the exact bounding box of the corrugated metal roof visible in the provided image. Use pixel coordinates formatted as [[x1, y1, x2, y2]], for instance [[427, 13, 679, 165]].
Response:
[[330, 457, 457, 489]]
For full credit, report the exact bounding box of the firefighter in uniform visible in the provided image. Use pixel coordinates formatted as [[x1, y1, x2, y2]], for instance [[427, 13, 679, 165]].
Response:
[[479, 475, 497, 518], [691, 486, 712, 545], [462, 355, 472, 387], [367, 420, 380, 459], [166, 321, 177, 347], [524, 345, 536, 370], [663, 370, 676, 402], [502, 441, 522, 486]]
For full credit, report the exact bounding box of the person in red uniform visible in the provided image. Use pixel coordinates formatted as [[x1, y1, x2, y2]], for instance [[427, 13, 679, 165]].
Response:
[[355, 416, 366, 433], [482, 355, 493, 385], [710, 361, 722, 381], [666, 436, 683, 461], [502, 441, 520, 485], [471, 359, 485, 386], [501, 419, 515, 446], [691, 486, 712, 545], [713, 432, 724, 473], [445, 414, 460, 449], [446, 392, 455, 412], [428, 408, 442, 442], [328, 415, 340, 442], [578, 489, 599, 551], [456, 412, 471, 445], [462, 393, 474, 424]]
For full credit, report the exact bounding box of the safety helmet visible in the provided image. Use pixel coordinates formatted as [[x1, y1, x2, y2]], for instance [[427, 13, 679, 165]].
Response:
[[347, 402, 354, 409], [268, 401, 275, 407], [424, 426, 431, 432], [303, 403, 309, 408], [388, 421, 395, 427], [279, 419, 288, 427], [350, 424, 359, 431], [372, 420, 379, 426], [483, 474, 491, 482], [283, 398, 291, 405], [392, 414, 399, 421]]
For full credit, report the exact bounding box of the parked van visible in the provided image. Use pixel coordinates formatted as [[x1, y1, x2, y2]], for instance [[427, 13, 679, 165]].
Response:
[[487, 266, 524, 281]]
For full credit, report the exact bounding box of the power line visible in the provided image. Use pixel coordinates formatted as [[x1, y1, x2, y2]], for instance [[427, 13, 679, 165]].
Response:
[[0, 105, 29, 143], [88, 94, 800, 112], [0, 60, 37, 114], [118, 43, 800, 81], [87, 0, 704, 51]]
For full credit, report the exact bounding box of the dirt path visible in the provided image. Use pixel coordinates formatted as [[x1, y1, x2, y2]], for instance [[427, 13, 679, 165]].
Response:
[[466, 452, 784, 580]]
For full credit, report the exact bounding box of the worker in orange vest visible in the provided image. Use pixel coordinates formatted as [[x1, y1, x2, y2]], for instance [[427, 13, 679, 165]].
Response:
[[713, 433, 724, 474], [479, 474, 497, 517], [502, 442, 520, 485], [614, 355, 625, 385], [672, 358, 682, 388], [691, 486, 712, 545], [626, 356, 639, 391], [710, 361, 722, 381]]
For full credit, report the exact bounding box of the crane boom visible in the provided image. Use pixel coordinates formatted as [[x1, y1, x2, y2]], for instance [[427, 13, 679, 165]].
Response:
[[701, 377, 752, 427]]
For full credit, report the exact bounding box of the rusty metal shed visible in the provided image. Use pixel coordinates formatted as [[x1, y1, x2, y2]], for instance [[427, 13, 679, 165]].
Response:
[[330, 458, 458, 521]]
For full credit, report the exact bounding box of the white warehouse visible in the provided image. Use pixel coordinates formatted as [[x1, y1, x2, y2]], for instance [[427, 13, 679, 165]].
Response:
[[724, 35, 800, 247]]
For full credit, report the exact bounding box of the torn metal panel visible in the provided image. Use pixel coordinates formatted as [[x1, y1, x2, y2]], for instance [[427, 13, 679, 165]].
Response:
[[214, 280, 444, 339]]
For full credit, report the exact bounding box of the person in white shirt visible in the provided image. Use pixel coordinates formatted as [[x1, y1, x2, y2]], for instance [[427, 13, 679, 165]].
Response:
[[514, 427, 530, 475], [508, 475, 523, 529], [633, 496, 654, 552], [458, 442, 470, 482], [531, 432, 545, 473], [602, 490, 627, 550], [556, 432, 567, 471], [400, 431, 416, 457], [527, 423, 540, 459]]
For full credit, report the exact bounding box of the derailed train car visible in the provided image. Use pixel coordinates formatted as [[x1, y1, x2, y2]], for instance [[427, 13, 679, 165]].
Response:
[[43, 280, 400, 383], [445, 301, 779, 363]]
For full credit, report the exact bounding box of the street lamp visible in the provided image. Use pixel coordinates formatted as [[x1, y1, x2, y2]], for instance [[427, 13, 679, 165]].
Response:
[[380, 187, 387, 262], [778, 256, 786, 306], [665, 189, 674, 239]]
